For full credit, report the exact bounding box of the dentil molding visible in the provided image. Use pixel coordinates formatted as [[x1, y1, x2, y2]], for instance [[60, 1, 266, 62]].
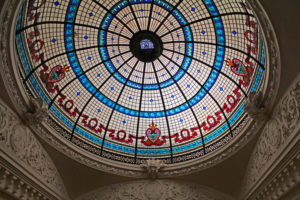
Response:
[[0, 99, 69, 200]]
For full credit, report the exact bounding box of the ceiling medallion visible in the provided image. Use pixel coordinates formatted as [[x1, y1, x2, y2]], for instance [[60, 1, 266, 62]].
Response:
[[130, 31, 163, 62]]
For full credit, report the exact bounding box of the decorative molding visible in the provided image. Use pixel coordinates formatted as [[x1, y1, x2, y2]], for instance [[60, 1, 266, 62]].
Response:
[[140, 159, 166, 179], [254, 155, 300, 200], [0, 99, 69, 200], [76, 179, 234, 200], [33, 121, 144, 177], [0, 0, 281, 178], [242, 74, 300, 199], [246, 0, 281, 112], [24, 97, 49, 126], [245, 92, 266, 119], [0, 165, 48, 200], [0, 0, 28, 113]]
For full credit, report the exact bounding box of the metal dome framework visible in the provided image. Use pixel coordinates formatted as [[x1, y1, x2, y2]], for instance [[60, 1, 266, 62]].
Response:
[[15, 0, 266, 165]]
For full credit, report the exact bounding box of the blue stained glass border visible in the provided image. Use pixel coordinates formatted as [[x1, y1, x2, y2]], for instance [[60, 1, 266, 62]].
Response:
[[64, 0, 226, 118], [16, 35, 263, 157], [15, 0, 266, 156], [251, 43, 265, 92], [98, 0, 193, 90]]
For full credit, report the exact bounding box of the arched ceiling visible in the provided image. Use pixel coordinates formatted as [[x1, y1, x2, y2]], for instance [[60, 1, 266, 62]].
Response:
[[15, 0, 266, 167]]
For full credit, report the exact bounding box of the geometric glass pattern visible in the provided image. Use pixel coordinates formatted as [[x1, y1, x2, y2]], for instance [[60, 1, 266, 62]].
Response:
[[15, 0, 266, 164]]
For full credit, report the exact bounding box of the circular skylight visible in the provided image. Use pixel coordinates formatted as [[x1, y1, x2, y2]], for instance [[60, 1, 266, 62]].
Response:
[[15, 0, 266, 165]]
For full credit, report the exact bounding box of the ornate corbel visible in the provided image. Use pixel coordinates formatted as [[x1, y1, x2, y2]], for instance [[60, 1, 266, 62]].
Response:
[[245, 92, 267, 120], [24, 97, 49, 126], [140, 159, 166, 179]]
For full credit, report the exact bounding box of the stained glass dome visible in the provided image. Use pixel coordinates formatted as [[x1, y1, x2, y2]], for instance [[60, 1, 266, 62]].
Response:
[[15, 0, 266, 165]]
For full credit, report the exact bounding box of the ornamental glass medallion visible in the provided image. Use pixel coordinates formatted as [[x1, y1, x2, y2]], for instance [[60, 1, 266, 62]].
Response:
[[140, 39, 154, 50], [15, 0, 267, 165]]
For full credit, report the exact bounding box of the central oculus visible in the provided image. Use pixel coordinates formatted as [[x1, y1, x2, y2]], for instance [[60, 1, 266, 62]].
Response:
[[130, 31, 163, 62]]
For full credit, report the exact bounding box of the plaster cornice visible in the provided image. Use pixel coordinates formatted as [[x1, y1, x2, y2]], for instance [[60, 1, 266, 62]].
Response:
[[242, 74, 300, 200], [0, 99, 69, 200]]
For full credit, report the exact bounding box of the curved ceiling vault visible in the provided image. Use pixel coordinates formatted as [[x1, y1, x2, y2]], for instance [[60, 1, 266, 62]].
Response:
[[13, 0, 269, 173]]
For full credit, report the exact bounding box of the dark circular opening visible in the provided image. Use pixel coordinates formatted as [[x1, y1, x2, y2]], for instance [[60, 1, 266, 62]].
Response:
[[130, 31, 163, 62]]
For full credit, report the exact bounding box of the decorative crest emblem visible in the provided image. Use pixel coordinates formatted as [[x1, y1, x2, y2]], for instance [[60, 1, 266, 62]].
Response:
[[41, 65, 70, 92], [226, 58, 252, 85], [145, 122, 162, 145], [48, 65, 70, 83]]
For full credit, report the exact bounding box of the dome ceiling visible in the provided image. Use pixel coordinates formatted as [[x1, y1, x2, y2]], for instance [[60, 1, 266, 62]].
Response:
[[15, 0, 266, 165]]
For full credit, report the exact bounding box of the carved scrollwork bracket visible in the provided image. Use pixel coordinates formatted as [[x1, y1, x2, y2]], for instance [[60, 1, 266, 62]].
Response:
[[245, 92, 267, 120], [24, 97, 49, 126], [140, 159, 166, 179]]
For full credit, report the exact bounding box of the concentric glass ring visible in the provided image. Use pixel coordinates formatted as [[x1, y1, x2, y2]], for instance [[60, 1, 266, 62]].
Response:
[[16, 0, 266, 164]]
